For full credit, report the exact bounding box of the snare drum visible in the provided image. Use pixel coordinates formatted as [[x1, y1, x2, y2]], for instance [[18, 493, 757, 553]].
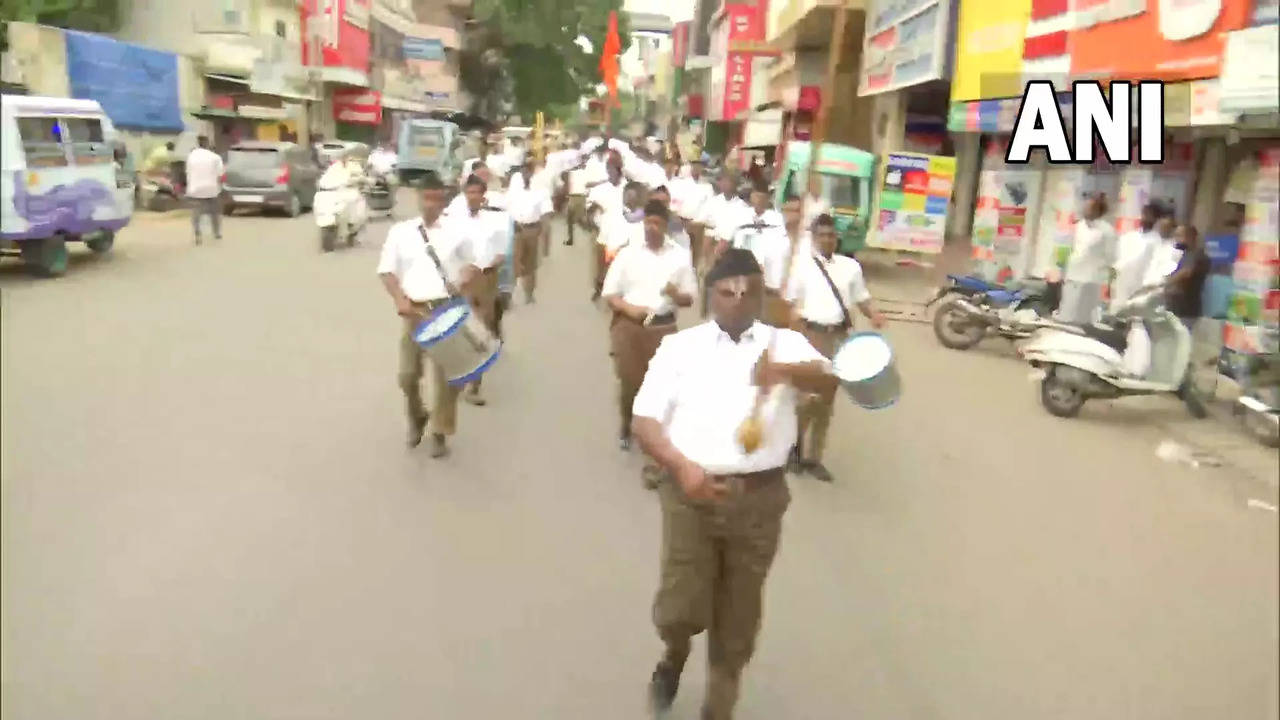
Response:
[[413, 297, 502, 387], [831, 332, 901, 409]]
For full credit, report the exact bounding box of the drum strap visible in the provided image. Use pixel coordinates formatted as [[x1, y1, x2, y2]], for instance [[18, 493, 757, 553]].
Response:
[[416, 223, 460, 298], [813, 256, 853, 331]]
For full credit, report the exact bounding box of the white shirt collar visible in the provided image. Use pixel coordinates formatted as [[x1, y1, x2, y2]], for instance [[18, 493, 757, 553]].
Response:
[[714, 320, 766, 345]]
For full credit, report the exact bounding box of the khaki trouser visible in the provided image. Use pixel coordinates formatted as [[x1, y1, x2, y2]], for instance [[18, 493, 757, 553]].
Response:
[[398, 304, 462, 435], [566, 195, 587, 244], [609, 313, 677, 437], [654, 472, 791, 720], [467, 269, 500, 394], [795, 322, 848, 464], [762, 291, 791, 329], [514, 223, 541, 298], [592, 239, 607, 295], [686, 220, 705, 270]]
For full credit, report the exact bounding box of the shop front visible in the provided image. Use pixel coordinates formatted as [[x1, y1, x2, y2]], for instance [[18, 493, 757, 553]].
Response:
[[302, 0, 373, 141]]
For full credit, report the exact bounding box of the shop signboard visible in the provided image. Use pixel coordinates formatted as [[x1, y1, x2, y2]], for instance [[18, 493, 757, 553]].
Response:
[[723, 51, 752, 121], [950, 0, 1030, 101], [1219, 24, 1280, 114], [402, 37, 444, 61], [1070, 0, 1253, 82], [332, 88, 382, 124], [305, 0, 372, 73], [859, 0, 953, 95], [64, 30, 183, 132], [870, 151, 955, 254]]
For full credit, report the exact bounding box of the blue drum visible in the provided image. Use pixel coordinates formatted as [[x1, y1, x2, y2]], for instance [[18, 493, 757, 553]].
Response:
[[831, 332, 901, 409], [414, 297, 501, 387]]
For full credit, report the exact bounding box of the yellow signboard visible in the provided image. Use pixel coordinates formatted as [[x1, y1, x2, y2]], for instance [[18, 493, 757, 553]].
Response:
[[950, 0, 1031, 102]]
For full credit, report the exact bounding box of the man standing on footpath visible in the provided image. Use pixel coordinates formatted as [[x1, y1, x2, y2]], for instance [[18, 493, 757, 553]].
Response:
[[185, 136, 224, 245], [507, 157, 554, 304], [1059, 193, 1117, 323], [632, 248, 835, 720], [786, 213, 886, 482], [377, 172, 479, 458]]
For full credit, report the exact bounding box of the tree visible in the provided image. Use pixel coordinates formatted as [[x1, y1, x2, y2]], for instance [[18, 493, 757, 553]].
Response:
[[0, 0, 121, 32], [459, 0, 629, 121]]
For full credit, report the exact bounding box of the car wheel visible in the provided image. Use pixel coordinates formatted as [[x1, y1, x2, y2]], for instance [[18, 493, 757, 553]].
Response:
[[1041, 366, 1086, 418], [21, 235, 69, 277], [932, 299, 985, 350], [285, 193, 302, 218], [86, 231, 115, 254]]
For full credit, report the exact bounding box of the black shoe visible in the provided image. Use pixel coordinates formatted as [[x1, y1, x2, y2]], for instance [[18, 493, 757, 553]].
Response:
[[648, 662, 680, 715], [808, 462, 834, 483], [619, 435, 631, 451], [407, 414, 428, 448], [787, 446, 804, 475]]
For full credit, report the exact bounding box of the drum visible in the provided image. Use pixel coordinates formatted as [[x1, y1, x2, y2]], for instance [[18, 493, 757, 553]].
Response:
[[831, 332, 900, 409], [413, 298, 502, 387]]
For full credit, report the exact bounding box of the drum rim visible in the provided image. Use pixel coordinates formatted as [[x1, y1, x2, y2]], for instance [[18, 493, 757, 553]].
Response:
[[833, 330, 895, 380], [446, 342, 503, 387], [413, 297, 471, 349]]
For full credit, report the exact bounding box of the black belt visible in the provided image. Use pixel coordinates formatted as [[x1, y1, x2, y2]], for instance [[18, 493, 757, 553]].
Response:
[[648, 312, 676, 326], [804, 319, 846, 333]]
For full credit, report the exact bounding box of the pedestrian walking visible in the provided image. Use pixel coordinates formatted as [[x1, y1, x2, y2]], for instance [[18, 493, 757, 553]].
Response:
[[632, 248, 835, 720], [729, 183, 790, 327], [376, 172, 479, 458], [602, 198, 696, 456], [448, 173, 508, 407], [185, 136, 224, 245], [1059, 193, 1117, 323], [673, 158, 713, 274], [507, 158, 553, 304], [1110, 201, 1169, 310], [565, 157, 590, 246], [698, 172, 749, 315], [586, 160, 627, 299], [785, 213, 886, 482]]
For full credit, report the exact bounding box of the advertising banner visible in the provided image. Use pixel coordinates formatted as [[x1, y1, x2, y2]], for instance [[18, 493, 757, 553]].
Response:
[[950, 0, 1030, 101], [402, 37, 444, 61], [870, 151, 955, 254], [1070, 0, 1252, 82], [305, 0, 371, 73], [1224, 148, 1280, 354], [64, 31, 183, 132], [723, 51, 752, 120], [859, 0, 952, 95], [972, 139, 1043, 281], [332, 89, 382, 124], [1219, 24, 1280, 114]]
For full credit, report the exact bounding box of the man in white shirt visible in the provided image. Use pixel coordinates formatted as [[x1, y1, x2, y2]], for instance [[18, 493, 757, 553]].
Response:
[[1110, 201, 1169, 310], [1140, 207, 1183, 289], [507, 157, 554, 303], [565, 158, 591, 246], [445, 162, 496, 217], [648, 185, 690, 252], [1059, 194, 1118, 323], [800, 174, 831, 232], [447, 173, 508, 406], [603, 198, 697, 454], [730, 183, 790, 326], [785, 212, 886, 481], [632, 247, 834, 720], [377, 172, 479, 458], [369, 144, 397, 178], [586, 161, 628, 298], [675, 158, 714, 272], [185, 135, 224, 245], [698, 172, 749, 317]]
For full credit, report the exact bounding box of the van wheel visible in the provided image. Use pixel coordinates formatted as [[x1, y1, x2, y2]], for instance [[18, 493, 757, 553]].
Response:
[[21, 235, 69, 277], [87, 231, 115, 254], [1041, 366, 1086, 418]]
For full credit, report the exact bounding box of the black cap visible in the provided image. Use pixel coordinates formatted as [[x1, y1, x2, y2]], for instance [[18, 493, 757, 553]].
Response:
[[705, 248, 762, 286]]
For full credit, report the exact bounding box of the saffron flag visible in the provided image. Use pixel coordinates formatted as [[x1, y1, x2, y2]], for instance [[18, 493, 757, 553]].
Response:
[[599, 10, 621, 104]]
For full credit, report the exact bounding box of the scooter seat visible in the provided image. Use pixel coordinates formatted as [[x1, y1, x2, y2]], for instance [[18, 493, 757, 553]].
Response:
[[1075, 322, 1128, 354]]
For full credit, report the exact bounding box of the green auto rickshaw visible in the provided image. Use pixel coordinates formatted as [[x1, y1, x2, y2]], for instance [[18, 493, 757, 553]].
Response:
[[773, 141, 876, 254]]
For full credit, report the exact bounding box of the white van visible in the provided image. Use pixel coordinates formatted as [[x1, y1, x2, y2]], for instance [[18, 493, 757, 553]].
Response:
[[1, 95, 134, 276]]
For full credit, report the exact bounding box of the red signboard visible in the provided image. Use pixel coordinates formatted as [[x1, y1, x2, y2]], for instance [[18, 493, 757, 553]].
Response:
[[1070, 0, 1252, 81], [724, 51, 752, 120], [332, 89, 382, 124], [672, 21, 690, 68], [725, 3, 763, 43], [301, 0, 371, 73], [687, 94, 705, 118]]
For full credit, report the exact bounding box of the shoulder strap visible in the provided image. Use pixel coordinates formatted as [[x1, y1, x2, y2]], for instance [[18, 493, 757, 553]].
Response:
[[416, 222, 459, 297], [813, 255, 853, 330]]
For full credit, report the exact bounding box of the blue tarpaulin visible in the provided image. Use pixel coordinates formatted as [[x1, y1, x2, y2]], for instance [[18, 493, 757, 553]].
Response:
[[64, 30, 183, 132]]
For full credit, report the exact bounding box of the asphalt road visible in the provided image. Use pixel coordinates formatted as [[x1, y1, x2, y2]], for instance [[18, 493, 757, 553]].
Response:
[[2, 201, 1277, 720]]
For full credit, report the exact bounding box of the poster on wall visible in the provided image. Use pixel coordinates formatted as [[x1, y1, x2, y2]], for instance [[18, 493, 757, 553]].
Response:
[[1224, 148, 1280, 355], [870, 151, 955, 254], [971, 140, 1043, 282]]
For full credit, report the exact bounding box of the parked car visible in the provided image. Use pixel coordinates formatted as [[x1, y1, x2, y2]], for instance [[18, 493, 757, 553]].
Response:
[[222, 141, 322, 217]]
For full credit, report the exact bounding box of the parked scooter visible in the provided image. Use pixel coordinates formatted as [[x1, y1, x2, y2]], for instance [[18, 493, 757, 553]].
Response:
[[314, 163, 367, 252], [926, 274, 1060, 350], [1019, 284, 1207, 419], [1225, 348, 1280, 448], [138, 172, 184, 212]]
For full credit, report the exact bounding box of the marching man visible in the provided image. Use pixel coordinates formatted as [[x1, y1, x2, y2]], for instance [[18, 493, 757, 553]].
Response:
[[447, 173, 508, 407], [785, 212, 886, 482], [377, 172, 478, 459], [507, 157, 554, 304], [729, 182, 790, 327], [586, 159, 627, 299], [632, 248, 835, 720]]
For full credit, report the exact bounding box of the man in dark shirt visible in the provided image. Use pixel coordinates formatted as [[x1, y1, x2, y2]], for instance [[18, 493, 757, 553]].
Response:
[[1166, 224, 1211, 331]]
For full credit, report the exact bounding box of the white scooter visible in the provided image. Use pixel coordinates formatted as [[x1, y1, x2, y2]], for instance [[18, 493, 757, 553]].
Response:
[[314, 164, 368, 252], [1019, 284, 1207, 419]]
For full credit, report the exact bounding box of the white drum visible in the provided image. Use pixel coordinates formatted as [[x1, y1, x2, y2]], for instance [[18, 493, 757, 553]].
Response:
[[413, 298, 501, 386], [831, 332, 900, 409]]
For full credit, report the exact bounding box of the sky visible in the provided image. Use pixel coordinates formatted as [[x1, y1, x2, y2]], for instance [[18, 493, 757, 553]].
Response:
[[622, 0, 695, 23]]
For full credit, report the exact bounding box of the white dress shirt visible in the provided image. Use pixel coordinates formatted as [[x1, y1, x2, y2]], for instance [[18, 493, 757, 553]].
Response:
[[601, 237, 697, 315], [584, 155, 609, 187], [1111, 229, 1161, 306], [568, 167, 589, 195], [1065, 218, 1118, 284], [676, 177, 714, 222], [787, 252, 871, 325], [599, 211, 643, 253], [731, 210, 789, 290], [376, 217, 475, 302], [801, 193, 831, 230], [1142, 239, 1184, 287], [506, 185, 552, 225], [702, 193, 749, 241], [184, 147, 224, 199], [447, 206, 506, 270], [587, 180, 626, 228], [632, 321, 828, 474]]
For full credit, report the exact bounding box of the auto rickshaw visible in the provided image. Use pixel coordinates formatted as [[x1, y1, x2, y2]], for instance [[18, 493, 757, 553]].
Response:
[[772, 141, 877, 255]]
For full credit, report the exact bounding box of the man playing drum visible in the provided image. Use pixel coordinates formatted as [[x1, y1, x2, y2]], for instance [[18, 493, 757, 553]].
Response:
[[377, 172, 479, 459], [601, 198, 696, 454], [447, 173, 508, 407], [507, 157, 554, 304], [632, 248, 835, 720], [784, 213, 886, 482]]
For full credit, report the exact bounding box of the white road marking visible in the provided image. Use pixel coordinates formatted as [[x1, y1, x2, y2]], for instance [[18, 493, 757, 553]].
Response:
[[1247, 499, 1278, 513]]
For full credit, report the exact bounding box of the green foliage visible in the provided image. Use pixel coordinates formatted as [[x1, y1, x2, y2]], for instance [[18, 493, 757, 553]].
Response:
[[0, 0, 121, 32], [461, 0, 629, 120]]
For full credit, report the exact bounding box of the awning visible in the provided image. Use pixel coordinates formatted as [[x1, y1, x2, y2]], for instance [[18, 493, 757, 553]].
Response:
[[205, 73, 250, 85]]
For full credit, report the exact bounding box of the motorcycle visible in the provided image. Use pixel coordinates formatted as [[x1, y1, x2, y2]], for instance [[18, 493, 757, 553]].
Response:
[[314, 169, 367, 252], [1018, 284, 1207, 419], [926, 274, 1059, 350], [364, 170, 397, 217], [1225, 349, 1280, 449]]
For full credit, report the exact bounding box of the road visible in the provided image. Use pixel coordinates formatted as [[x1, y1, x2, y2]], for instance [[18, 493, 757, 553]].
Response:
[[2, 201, 1277, 720]]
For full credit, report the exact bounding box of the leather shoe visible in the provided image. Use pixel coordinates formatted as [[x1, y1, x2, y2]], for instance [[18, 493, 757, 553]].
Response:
[[407, 414, 428, 448], [648, 661, 680, 715]]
